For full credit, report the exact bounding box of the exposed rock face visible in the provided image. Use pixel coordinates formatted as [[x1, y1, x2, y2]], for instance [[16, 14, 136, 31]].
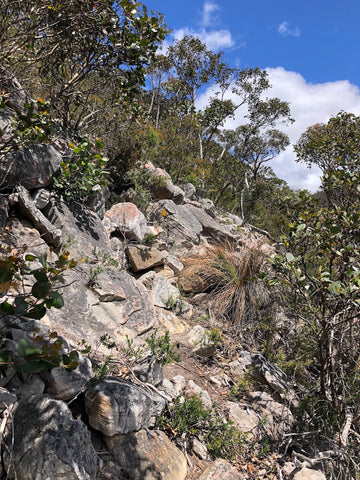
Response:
[[150, 199, 236, 244], [5, 396, 98, 480], [44, 267, 156, 350], [105, 202, 147, 242], [225, 401, 259, 435], [198, 459, 245, 480], [0, 144, 62, 191], [133, 355, 164, 387], [105, 429, 187, 480], [85, 377, 165, 436]]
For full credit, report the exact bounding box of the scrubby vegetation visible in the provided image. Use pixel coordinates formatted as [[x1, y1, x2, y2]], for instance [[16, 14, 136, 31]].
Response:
[[1, 1, 360, 478]]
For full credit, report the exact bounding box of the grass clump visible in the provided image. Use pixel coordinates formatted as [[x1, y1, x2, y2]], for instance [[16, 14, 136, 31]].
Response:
[[180, 240, 267, 326]]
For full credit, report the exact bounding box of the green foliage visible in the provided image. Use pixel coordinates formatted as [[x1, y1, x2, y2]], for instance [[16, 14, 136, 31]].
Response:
[[145, 329, 180, 366], [143, 233, 156, 246], [79, 334, 117, 385], [53, 137, 109, 201], [157, 394, 245, 460], [0, 0, 167, 133], [1, 98, 53, 154], [0, 245, 78, 377], [123, 335, 146, 363]]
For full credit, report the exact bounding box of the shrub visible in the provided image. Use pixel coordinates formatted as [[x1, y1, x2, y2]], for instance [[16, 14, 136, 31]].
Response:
[[53, 137, 109, 202], [145, 329, 181, 366], [157, 394, 245, 460], [0, 244, 78, 376]]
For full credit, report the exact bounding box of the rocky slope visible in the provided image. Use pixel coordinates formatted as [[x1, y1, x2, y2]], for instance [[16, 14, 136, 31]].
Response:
[[0, 74, 326, 480]]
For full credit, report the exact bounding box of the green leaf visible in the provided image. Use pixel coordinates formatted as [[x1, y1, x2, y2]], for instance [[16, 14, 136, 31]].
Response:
[[0, 302, 15, 315], [45, 292, 64, 309], [25, 254, 36, 261], [285, 252, 295, 262], [32, 281, 51, 299], [16, 358, 46, 374], [16, 338, 32, 357], [24, 305, 47, 320], [33, 270, 49, 282]]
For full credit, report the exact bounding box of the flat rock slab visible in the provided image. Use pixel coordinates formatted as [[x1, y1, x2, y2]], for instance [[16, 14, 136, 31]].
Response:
[[126, 245, 164, 272], [5, 395, 98, 480], [105, 429, 187, 480], [44, 267, 155, 349]]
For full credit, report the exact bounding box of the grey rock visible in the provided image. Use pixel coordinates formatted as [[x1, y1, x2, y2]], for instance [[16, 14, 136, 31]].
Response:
[[165, 255, 184, 274], [200, 198, 216, 218], [43, 195, 112, 260], [247, 391, 293, 437], [188, 325, 216, 358], [149, 167, 175, 200], [198, 459, 245, 480], [151, 274, 180, 309], [293, 467, 327, 480], [0, 387, 17, 412], [15, 185, 62, 247], [133, 355, 164, 387], [44, 267, 156, 350], [229, 351, 253, 378], [172, 185, 186, 204], [192, 437, 209, 460], [44, 353, 93, 401], [85, 377, 165, 436], [150, 199, 237, 245], [105, 429, 187, 480], [187, 380, 212, 407], [225, 401, 259, 435], [105, 202, 147, 242], [91, 270, 126, 302], [0, 144, 61, 191], [181, 183, 197, 200], [32, 188, 51, 210], [5, 395, 98, 480]]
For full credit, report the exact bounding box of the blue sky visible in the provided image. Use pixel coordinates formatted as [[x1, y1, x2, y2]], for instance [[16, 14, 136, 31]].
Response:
[[146, 0, 360, 191]]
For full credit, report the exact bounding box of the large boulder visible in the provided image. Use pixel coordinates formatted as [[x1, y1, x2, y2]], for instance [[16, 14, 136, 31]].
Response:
[[42, 194, 112, 259], [44, 266, 156, 350], [105, 429, 187, 480], [5, 395, 98, 480], [0, 144, 62, 191], [85, 377, 165, 436], [105, 202, 147, 242], [150, 199, 237, 245]]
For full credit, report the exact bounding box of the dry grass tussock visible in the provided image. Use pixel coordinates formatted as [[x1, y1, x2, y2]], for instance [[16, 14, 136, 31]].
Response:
[[180, 239, 270, 326]]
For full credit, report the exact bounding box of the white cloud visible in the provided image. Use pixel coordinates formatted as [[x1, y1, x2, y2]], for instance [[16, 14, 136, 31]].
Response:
[[278, 21, 301, 38], [265, 68, 360, 191], [201, 1, 220, 27], [198, 68, 360, 191], [173, 27, 234, 51]]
